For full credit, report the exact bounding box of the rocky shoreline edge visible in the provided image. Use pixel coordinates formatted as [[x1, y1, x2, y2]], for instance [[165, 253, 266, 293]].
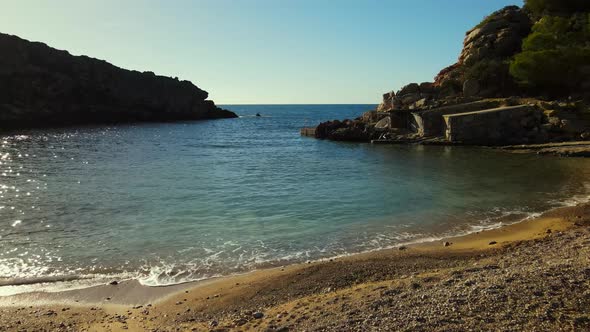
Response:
[[302, 98, 590, 158], [1, 202, 589, 331], [302, 5, 590, 157]]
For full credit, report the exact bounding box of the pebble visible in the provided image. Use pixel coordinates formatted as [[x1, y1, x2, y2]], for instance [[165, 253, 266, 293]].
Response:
[[489, 241, 498, 245], [253, 312, 264, 319], [235, 318, 248, 326], [109, 280, 119, 286]]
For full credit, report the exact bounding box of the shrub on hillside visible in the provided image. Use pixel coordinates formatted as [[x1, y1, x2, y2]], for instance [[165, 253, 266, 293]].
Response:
[[465, 59, 514, 97], [525, 0, 590, 17], [509, 13, 590, 97]]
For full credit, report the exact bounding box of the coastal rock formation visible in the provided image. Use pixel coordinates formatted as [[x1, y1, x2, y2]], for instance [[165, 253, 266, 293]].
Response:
[[306, 4, 590, 148], [376, 82, 440, 112], [459, 6, 531, 65], [315, 118, 380, 141], [314, 109, 415, 142], [0, 33, 237, 130], [434, 5, 532, 97]]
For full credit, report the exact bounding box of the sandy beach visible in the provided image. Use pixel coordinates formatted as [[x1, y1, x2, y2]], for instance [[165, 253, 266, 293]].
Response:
[[0, 203, 588, 331]]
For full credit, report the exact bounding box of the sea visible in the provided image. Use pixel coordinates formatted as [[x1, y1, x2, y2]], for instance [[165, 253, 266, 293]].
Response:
[[1, 104, 590, 296]]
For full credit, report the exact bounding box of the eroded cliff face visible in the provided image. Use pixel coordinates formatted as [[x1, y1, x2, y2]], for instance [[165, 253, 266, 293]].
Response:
[[0, 33, 237, 130]]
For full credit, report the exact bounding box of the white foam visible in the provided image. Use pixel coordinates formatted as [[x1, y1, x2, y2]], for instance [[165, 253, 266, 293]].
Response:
[[3, 187, 590, 295]]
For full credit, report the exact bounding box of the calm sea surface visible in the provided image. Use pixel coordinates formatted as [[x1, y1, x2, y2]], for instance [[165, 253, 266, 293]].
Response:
[[1, 104, 590, 295]]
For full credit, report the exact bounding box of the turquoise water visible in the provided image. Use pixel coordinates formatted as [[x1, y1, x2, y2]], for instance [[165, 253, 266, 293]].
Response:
[[1, 104, 590, 295]]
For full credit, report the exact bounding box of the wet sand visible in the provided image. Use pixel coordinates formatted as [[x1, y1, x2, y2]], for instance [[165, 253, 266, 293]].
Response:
[[1, 203, 589, 331]]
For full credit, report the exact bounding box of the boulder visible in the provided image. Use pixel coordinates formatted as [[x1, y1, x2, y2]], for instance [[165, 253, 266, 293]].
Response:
[[400, 93, 422, 105], [459, 6, 531, 65], [434, 63, 462, 88], [383, 91, 395, 100], [360, 110, 390, 123], [398, 83, 420, 96], [377, 91, 396, 111], [419, 82, 436, 94]]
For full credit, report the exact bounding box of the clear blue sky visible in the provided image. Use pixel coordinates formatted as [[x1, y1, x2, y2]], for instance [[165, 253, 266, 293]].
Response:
[[0, 0, 523, 104]]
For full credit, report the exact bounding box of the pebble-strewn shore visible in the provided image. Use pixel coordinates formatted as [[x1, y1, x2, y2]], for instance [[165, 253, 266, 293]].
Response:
[[0, 204, 589, 331]]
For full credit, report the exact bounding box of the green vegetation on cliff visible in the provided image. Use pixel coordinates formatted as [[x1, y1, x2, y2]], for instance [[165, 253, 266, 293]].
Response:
[[524, 0, 590, 17], [434, 1, 590, 100], [509, 0, 590, 97]]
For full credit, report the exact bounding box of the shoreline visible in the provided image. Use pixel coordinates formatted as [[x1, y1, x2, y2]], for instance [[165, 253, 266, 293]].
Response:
[[1, 203, 589, 330], [0, 193, 584, 300]]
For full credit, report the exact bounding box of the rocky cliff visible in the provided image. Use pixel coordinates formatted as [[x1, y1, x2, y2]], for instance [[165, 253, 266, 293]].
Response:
[[310, 5, 590, 147], [0, 33, 237, 130], [434, 5, 532, 98], [376, 6, 532, 113]]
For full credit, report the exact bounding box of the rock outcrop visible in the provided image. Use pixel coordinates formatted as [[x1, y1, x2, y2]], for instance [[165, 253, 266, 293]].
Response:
[[459, 6, 531, 65], [0, 33, 237, 130], [434, 5, 532, 97], [376, 82, 440, 112], [306, 5, 590, 148], [375, 25, 526, 114]]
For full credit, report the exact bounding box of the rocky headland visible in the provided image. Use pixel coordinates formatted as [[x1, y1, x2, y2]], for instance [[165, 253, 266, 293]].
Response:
[[0, 33, 237, 131], [304, 5, 590, 155]]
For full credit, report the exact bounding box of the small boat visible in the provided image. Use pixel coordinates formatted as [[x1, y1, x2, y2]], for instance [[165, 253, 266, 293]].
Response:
[[255, 113, 261, 117]]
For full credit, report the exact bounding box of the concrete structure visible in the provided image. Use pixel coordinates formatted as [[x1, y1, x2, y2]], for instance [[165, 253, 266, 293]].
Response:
[[443, 105, 544, 145], [300, 127, 316, 137], [374, 116, 391, 129], [301, 101, 552, 146], [411, 100, 502, 137]]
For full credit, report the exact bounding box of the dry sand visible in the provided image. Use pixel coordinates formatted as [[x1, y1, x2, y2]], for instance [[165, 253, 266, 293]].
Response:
[[1, 204, 589, 331]]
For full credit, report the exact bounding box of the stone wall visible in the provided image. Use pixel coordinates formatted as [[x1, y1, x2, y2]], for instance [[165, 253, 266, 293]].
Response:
[[443, 105, 545, 145], [411, 100, 502, 137]]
